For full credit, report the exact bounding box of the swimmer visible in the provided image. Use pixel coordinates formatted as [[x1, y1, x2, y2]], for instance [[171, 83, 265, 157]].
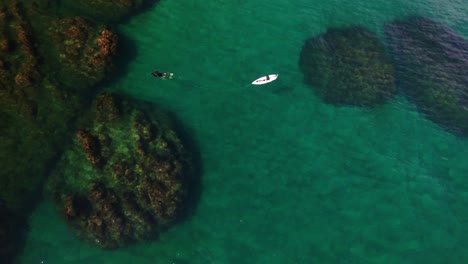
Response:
[[152, 71, 173, 79]]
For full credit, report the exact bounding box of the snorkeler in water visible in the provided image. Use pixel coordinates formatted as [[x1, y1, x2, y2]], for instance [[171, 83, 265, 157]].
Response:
[[152, 71, 173, 79]]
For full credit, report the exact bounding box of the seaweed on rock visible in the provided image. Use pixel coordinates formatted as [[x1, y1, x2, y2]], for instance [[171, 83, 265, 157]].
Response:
[[299, 26, 396, 107], [385, 16, 468, 136], [42, 16, 118, 91], [48, 93, 195, 249], [0, 0, 164, 262], [0, 1, 83, 211]]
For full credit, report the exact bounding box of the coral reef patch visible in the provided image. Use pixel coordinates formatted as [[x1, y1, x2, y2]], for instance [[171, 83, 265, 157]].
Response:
[[385, 16, 468, 136], [44, 16, 118, 90], [48, 93, 194, 249], [0, 0, 162, 262], [0, 1, 85, 211], [299, 26, 396, 107]]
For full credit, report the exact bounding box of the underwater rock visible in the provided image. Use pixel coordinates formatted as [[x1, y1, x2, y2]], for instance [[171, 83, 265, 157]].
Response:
[[76, 129, 104, 168], [44, 16, 118, 90], [48, 93, 194, 249], [0, 0, 147, 223], [0, 2, 82, 212], [0, 0, 164, 262], [95, 92, 122, 122], [385, 16, 468, 136], [0, 2, 39, 95], [299, 26, 396, 107]]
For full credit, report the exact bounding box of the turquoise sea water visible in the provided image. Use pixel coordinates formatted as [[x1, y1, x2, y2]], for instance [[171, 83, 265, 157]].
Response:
[[18, 0, 468, 263]]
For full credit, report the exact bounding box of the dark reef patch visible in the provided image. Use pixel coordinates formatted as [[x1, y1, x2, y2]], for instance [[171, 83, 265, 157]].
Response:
[[47, 93, 198, 249], [0, 1, 84, 211], [299, 26, 396, 107], [0, 0, 164, 262], [385, 16, 468, 136], [44, 17, 118, 92]]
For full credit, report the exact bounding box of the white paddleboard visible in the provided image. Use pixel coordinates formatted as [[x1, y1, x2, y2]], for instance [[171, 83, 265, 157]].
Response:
[[252, 74, 278, 85]]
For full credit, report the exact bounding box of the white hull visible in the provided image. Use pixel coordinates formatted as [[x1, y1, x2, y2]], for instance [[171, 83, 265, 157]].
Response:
[[252, 74, 278, 85]]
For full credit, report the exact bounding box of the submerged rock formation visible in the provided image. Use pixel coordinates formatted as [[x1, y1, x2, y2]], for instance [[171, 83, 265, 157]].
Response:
[[44, 17, 118, 90], [299, 26, 396, 107], [0, 1, 123, 208], [0, 0, 162, 262], [0, 1, 83, 211], [385, 16, 468, 136], [48, 93, 194, 249]]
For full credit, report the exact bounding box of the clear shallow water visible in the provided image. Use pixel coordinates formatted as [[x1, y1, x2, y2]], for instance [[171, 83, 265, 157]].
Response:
[[18, 0, 468, 263]]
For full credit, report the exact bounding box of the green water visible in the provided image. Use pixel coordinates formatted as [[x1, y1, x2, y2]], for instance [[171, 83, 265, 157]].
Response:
[[18, 0, 468, 263]]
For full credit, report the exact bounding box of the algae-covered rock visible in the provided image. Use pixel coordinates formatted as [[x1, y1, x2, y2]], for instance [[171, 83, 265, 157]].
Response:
[[48, 93, 194, 249], [42, 16, 118, 91], [0, 0, 165, 262], [299, 26, 396, 107], [385, 16, 468, 136], [0, 1, 83, 211]]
